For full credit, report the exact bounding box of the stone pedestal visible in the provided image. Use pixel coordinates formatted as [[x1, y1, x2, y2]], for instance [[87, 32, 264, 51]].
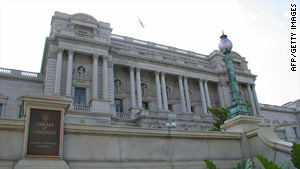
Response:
[[15, 94, 72, 169], [221, 115, 261, 133], [14, 159, 69, 169]]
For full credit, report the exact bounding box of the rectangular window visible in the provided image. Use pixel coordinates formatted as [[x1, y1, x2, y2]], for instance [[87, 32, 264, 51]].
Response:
[[74, 88, 86, 105], [19, 105, 25, 118], [142, 101, 149, 110], [168, 104, 172, 111], [115, 99, 122, 112], [0, 103, 2, 117], [191, 106, 195, 113]]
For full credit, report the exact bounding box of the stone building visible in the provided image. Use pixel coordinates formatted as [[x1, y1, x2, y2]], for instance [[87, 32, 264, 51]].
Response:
[[0, 11, 299, 141], [0, 12, 299, 169]]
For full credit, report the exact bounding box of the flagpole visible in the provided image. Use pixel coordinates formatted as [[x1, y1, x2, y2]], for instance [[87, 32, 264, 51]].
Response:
[[138, 18, 140, 39]]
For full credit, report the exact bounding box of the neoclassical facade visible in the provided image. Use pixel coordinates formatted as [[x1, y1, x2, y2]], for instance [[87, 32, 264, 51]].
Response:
[[0, 11, 299, 142]]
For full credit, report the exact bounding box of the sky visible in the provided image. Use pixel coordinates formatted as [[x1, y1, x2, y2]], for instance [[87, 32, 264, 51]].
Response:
[[0, 0, 299, 106]]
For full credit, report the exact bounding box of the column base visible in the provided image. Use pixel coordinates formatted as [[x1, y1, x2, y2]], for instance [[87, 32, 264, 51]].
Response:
[[14, 159, 70, 169]]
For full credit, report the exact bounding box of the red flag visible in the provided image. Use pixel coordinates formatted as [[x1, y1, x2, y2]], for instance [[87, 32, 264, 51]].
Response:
[[138, 18, 145, 28]]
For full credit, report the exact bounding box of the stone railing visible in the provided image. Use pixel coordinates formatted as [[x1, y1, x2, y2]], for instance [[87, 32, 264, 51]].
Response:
[[111, 34, 206, 58], [74, 32, 94, 40], [116, 112, 132, 119], [0, 68, 42, 80], [59, 30, 110, 43], [73, 104, 90, 111], [260, 103, 296, 113]]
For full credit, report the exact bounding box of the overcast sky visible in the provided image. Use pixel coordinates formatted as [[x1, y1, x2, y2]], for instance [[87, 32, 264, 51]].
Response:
[[0, 0, 299, 106]]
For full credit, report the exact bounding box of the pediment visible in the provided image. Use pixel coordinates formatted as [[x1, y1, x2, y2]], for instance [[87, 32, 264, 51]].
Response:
[[71, 13, 98, 24]]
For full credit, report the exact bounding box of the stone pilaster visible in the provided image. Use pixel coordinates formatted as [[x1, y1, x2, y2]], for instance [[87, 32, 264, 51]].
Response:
[[199, 79, 207, 114], [136, 67, 142, 108], [129, 66, 136, 108], [65, 49, 74, 96], [155, 71, 163, 110], [183, 76, 191, 112], [178, 75, 186, 113], [54, 48, 63, 94], [161, 72, 168, 110], [92, 54, 99, 99], [102, 55, 108, 99]]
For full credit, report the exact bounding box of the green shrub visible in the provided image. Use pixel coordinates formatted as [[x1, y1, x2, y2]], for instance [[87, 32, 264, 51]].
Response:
[[203, 159, 218, 169], [207, 107, 227, 131], [256, 155, 290, 169], [233, 158, 252, 169], [291, 143, 300, 169]]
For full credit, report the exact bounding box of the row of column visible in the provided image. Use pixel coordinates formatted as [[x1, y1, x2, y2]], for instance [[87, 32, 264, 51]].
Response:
[[129, 67, 226, 114], [54, 48, 108, 100]]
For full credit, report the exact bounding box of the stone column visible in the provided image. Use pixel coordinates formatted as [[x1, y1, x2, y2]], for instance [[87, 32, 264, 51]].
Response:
[[92, 54, 99, 99], [247, 84, 257, 116], [65, 49, 74, 96], [252, 84, 260, 116], [54, 48, 63, 94], [204, 80, 211, 108], [218, 82, 225, 107], [183, 76, 191, 112], [178, 75, 186, 113], [155, 71, 163, 110], [161, 72, 168, 110], [129, 67, 136, 107], [136, 68, 142, 108], [102, 55, 108, 99], [199, 79, 207, 114], [251, 84, 261, 115]]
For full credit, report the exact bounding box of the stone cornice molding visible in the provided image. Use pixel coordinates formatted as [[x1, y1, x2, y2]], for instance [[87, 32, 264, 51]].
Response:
[[64, 122, 242, 139], [55, 34, 112, 48], [112, 50, 256, 80]]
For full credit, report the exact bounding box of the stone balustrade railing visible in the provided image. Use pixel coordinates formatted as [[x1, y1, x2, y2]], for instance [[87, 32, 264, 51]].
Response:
[[111, 34, 206, 58], [73, 104, 90, 111], [260, 103, 297, 113], [0, 68, 42, 80], [116, 112, 131, 119]]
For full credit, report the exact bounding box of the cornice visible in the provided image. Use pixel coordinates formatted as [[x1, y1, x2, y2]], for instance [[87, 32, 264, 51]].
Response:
[[56, 34, 112, 48], [112, 49, 256, 79]]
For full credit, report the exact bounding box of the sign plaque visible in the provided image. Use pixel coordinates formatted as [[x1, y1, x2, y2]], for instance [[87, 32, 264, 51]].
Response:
[[25, 108, 62, 158]]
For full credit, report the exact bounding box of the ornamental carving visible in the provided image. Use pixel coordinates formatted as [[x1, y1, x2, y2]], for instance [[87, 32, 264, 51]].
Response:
[[73, 65, 91, 84], [114, 79, 127, 94], [141, 82, 150, 97], [166, 86, 174, 99]]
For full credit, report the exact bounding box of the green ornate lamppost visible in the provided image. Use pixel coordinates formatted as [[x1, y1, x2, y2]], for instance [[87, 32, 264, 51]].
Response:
[[218, 31, 252, 119]]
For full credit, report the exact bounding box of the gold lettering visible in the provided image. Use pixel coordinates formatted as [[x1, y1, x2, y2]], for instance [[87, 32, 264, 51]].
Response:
[[32, 130, 56, 135]]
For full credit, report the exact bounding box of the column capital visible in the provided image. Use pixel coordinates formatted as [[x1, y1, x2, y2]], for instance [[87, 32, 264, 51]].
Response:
[[58, 47, 64, 53], [199, 78, 204, 82], [246, 83, 251, 87], [129, 66, 135, 70], [136, 67, 141, 72], [93, 53, 100, 59], [102, 55, 108, 60], [251, 83, 256, 87], [155, 71, 160, 75], [183, 76, 188, 80], [161, 72, 166, 76], [67, 49, 74, 55], [178, 75, 183, 79]]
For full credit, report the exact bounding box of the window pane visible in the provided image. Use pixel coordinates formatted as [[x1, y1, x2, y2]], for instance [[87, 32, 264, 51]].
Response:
[[115, 99, 122, 112], [75, 88, 86, 105], [0, 104, 2, 116]]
